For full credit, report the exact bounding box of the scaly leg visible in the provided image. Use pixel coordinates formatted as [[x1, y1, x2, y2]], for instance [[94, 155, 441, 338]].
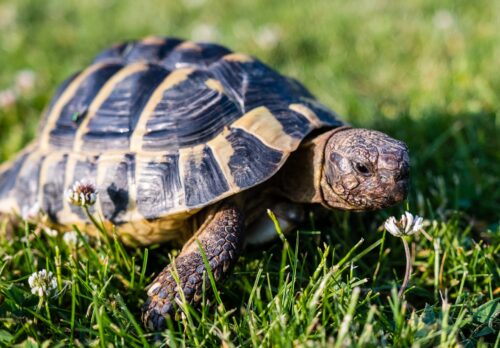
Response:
[[142, 203, 244, 330]]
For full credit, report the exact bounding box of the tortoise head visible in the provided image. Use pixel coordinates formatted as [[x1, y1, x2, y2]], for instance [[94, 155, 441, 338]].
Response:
[[320, 127, 409, 211]]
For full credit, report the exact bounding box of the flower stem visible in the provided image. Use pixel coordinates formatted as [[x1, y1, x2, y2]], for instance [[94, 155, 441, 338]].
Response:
[[398, 237, 412, 298], [83, 206, 111, 247], [45, 301, 52, 322], [37, 297, 43, 311], [84, 206, 103, 232]]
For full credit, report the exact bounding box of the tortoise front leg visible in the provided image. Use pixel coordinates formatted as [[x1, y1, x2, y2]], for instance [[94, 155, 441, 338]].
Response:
[[142, 203, 244, 330]]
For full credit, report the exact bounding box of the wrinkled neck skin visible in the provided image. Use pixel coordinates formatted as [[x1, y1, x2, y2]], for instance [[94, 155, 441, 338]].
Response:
[[271, 127, 349, 206]]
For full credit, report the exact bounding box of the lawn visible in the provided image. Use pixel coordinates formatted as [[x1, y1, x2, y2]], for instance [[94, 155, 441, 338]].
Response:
[[0, 0, 498, 346]]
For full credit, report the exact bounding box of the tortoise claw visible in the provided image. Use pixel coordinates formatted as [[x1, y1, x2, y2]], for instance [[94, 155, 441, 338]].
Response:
[[142, 298, 169, 331]]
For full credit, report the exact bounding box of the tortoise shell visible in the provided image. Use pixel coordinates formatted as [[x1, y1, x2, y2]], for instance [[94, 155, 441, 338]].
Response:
[[0, 37, 343, 243]]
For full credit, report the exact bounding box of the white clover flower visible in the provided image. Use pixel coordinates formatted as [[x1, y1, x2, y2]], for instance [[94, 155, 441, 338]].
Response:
[[384, 211, 424, 237], [66, 180, 98, 207], [28, 269, 57, 298], [63, 231, 83, 248], [383, 211, 424, 298], [43, 227, 58, 238], [0, 89, 16, 109], [21, 201, 40, 220], [433, 10, 455, 31], [15, 69, 37, 94], [255, 25, 282, 50]]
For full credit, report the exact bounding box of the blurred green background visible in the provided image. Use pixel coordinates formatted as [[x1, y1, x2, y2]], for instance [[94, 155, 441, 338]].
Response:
[[0, 0, 498, 218], [0, 1, 499, 345]]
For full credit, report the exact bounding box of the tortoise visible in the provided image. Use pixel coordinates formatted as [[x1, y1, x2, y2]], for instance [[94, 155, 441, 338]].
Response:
[[0, 37, 410, 330]]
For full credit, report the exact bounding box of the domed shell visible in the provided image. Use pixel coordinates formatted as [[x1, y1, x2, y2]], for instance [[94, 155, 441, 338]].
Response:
[[0, 37, 343, 229]]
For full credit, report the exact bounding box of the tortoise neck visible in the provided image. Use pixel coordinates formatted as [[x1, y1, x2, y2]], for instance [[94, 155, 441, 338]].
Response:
[[273, 128, 345, 205]]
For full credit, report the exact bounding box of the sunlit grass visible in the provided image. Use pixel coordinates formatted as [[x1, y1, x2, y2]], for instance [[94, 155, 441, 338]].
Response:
[[0, 210, 497, 346], [0, 0, 498, 346]]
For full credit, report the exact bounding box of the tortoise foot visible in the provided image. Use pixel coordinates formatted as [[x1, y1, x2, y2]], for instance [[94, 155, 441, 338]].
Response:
[[142, 203, 244, 331]]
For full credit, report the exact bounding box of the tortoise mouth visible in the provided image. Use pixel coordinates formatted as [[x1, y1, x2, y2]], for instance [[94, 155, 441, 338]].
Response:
[[322, 175, 410, 211]]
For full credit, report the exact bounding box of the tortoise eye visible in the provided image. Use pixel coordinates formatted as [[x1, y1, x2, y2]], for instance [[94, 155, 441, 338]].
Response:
[[354, 162, 371, 176]]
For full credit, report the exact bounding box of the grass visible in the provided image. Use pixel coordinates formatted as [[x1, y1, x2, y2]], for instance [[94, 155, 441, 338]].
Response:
[[0, 0, 499, 346]]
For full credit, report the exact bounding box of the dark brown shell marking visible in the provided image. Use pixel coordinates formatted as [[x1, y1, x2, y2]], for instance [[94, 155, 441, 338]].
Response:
[[0, 37, 343, 228]]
